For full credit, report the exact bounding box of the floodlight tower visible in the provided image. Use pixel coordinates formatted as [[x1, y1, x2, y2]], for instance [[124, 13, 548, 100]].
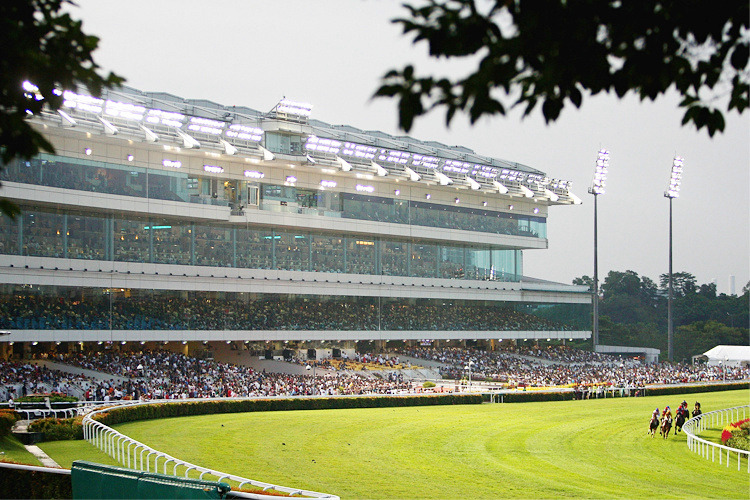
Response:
[[664, 156, 684, 362], [588, 149, 609, 351]]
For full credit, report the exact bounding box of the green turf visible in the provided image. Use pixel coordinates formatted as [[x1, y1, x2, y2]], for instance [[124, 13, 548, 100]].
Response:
[[37, 439, 120, 469], [0, 434, 41, 465], [39, 390, 749, 499]]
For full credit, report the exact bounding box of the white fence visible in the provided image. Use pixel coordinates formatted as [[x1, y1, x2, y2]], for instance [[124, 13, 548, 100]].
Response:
[[81, 399, 339, 500], [682, 405, 749, 473]]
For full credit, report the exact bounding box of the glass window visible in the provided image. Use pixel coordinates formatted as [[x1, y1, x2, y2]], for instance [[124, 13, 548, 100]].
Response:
[[113, 216, 150, 263], [439, 244, 465, 279], [410, 242, 437, 278], [0, 212, 20, 255], [381, 240, 408, 276], [465, 247, 492, 280], [152, 220, 191, 265], [311, 235, 344, 273], [345, 238, 376, 275], [67, 213, 107, 260], [195, 224, 233, 267], [275, 231, 309, 271], [236, 228, 273, 269], [23, 211, 64, 258]]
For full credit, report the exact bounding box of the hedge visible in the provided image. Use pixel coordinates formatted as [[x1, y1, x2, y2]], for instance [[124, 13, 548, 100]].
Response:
[[27, 417, 84, 442], [642, 382, 748, 397], [0, 463, 72, 499], [93, 394, 482, 427], [16, 393, 78, 404], [0, 410, 21, 437]]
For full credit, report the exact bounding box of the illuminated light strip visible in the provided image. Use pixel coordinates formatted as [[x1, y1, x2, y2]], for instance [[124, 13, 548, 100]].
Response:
[[355, 184, 374, 193], [320, 180, 337, 188], [203, 165, 224, 173], [244, 170, 264, 179], [277, 99, 313, 116], [143, 225, 172, 230], [105, 100, 145, 121], [162, 159, 182, 168]]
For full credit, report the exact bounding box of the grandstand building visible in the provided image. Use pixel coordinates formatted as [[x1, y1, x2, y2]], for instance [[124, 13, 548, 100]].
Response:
[[0, 84, 590, 360]]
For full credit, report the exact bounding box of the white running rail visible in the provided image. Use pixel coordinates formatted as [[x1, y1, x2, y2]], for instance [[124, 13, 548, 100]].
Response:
[[82, 399, 339, 499], [682, 405, 749, 473]]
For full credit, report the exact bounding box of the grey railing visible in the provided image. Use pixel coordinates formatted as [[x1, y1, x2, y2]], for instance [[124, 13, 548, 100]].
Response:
[[683, 405, 749, 473], [82, 399, 339, 499]]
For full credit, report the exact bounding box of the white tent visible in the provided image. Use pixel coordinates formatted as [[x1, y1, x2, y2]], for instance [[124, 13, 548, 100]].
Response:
[[702, 345, 750, 368]]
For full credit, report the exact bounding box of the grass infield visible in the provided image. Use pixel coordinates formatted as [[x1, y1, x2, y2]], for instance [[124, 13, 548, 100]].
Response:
[[39, 389, 748, 499]]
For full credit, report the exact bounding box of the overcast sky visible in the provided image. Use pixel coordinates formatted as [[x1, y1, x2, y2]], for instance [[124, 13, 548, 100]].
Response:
[[72, 0, 749, 294]]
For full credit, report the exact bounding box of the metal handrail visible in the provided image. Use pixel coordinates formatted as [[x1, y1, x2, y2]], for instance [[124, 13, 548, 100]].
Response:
[[682, 405, 749, 473], [82, 399, 340, 499]]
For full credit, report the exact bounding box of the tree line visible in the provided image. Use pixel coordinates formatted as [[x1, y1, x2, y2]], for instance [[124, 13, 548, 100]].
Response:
[[569, 271, 748, 363]]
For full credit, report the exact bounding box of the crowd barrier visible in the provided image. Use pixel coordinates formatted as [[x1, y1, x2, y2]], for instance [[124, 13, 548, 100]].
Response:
[[682, 405, 749, 473]]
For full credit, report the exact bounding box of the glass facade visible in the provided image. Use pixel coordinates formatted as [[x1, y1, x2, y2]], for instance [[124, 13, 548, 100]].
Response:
[[0, 286, 586, 332], [0, 205, 523, 282], [2, 154, 546, 239]]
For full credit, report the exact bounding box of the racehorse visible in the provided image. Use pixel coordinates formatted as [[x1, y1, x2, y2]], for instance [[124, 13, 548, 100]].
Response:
[[648, 414, 660, 437], [660, 415, 673, 438], [674, 406, 688, 434]]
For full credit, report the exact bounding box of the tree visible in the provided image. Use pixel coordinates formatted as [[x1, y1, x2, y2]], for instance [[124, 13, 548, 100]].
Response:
[[375, 1, 748, 135], [572, 275, 593, 292], [659, 271, 697, 297], [0, 0, 123, 217]]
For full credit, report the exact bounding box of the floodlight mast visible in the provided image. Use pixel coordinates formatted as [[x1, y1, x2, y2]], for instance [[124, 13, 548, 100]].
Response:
[[664, 156, 683, 362], [588, 149, 609, 352]]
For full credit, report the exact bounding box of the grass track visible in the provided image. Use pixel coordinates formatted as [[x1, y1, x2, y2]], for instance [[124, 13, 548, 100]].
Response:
[[44, 390, 749, 499]]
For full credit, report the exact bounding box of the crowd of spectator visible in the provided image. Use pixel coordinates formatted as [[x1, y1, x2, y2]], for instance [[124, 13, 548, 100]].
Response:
[[1, 361, 91, 401], [53, 350, 411, 399], [3, 344, 747, 404], [398, 345, 749, 388], [0, 295, 573, 332]]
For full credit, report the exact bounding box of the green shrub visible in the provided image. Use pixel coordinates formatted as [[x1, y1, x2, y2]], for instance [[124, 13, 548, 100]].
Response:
[[28, 416, 84, 441], [0, 462, 72, 499], [93, 394, 482, 427], [16, 393, 78, 404], [0, 412, 19, 437], [423, 381, 436, 388], [644, 382, 748, 397]]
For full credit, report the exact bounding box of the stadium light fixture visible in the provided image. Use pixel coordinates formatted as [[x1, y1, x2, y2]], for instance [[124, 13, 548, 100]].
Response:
[[219, 139, 238, 155], [372, 161, 388, 176], [139, 124, 159, 142], [258, 145, 275, 161], [336, 156, 352, 172], [57, 109, 77, 127], [588, 148, 610, 351], [404, 166, 421, 182], [492, 180, 509, 194], [519, 185, 534, 198], [434, 171, 453, 186], [176, 130, 201, 149], [664, 155, 684, 362], [97, 116, 118, 135], [544, 188, 559, 202], [465, 176, 481, 190]]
